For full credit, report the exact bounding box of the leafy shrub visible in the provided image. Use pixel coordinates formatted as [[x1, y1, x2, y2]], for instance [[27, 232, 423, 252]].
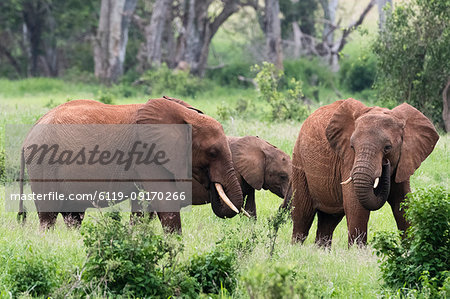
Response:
[[5, 246, 59, 297], [44, 99, 59, 109], [186, 245, 237, 294], [373, 0, 450, 128], [62, 67, 98, 84], [283, 58, 336, 100], [206, 62, 253, 88], [243, 262, 308, 299], [253, 62, 309, 122], [95, 90, 114, 105], [139, 64, 208, 97], [339, 53, 376, 92], [217, 98, 251, 121], [372, 187, 450, 296], [80, 213, 176, 297]]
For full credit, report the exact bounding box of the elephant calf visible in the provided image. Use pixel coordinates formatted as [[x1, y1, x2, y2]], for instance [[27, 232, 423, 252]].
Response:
[[192, 136, 292, 218]]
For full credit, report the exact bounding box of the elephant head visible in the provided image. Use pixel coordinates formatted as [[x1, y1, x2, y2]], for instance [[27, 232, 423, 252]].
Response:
[[326, 99, 439, 211], [228, 136, 291, 199], [136, 97, 244, 218]]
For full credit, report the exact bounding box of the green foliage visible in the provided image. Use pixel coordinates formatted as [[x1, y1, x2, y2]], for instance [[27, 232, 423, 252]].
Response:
[[243, 262, 308, 299], [96, 90, 114, 105], [279, 0, 318, 37], [339, 53, 376, 92], [216, 98, 251, 121], [373, 0, 450, 127], [283, 59, 336, 101], [253, 62, 308, 122], [372, 187, 450, 296], [206, 62, 253, 87], [186, 245, 237, 294], [80, 213, 175, 297], [5, 246, 59, 297], [267, 205, 291, 257], [140, 64, 208, 97]]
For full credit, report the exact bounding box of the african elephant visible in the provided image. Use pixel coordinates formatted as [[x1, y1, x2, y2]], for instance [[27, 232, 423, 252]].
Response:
[[192, 136, 292, 218], [284, 99, 439, 246], [19, 96, 245, 232]]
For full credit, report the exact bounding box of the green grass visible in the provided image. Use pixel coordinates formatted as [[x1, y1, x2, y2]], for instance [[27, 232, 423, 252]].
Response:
[[0, 78, 448, 297]]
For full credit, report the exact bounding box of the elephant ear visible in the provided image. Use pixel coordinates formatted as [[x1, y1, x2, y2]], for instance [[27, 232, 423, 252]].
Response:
[[136, 99, 193, 185], [162, 96, 204, 114], [229, 136, 265, 190], [326, 99, 371, 162], [391, 103, 439, 183]]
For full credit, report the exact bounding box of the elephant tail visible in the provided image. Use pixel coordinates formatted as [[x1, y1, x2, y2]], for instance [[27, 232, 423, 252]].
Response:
[[17, 148, 26, 223]]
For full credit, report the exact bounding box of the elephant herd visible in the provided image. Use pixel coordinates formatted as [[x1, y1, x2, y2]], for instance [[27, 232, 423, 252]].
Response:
[[18, 96, 439, 246]]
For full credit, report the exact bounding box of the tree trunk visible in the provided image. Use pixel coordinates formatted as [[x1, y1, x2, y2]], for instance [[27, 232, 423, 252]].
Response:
[[264, 0, 283, 70], [40, 2, 58, 76], [22, 0, 45, 77], [145, 0, 172, 68], [177, 0, 241, 76], [320, 0, 338, 45], [443, 80, 450, 132], [94, 0, 137, 84], [292, 22, 302, 58], [377, 0, 392, 31]]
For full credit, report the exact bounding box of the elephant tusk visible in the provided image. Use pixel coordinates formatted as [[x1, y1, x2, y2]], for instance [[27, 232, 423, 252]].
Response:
[[374, 177, 380, 189], [214, 183, 240, 214], [241, 208, 252, 218], [340, 177, 352, 185]]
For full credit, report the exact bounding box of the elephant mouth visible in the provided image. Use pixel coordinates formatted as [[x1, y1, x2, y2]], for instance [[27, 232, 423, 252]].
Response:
[[209, 182, 251, 218]]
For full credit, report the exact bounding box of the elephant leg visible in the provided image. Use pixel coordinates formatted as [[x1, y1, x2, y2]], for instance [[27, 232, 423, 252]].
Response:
[[38, 212, 58, 230], [344, 206, 370, 246], [157, 212, 181, 234], [61, 212, 85, 228], [315, 211, 344, 247], [291, 170, 316, 244], [388, 181, 410, 236], [342, 182, 370, 246], [244, 189, 257, 219]]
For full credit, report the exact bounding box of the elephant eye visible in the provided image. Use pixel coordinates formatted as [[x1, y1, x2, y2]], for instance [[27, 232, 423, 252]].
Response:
[[207, 148, 218, 159], [384, 145, 392, 153], [280, 174, 288, 180]]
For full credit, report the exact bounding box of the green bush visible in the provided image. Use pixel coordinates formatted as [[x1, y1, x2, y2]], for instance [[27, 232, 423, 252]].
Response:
[[283, 58, 335, 100], [5, 247, 59, 297], [206, 62, 253, 88], [253, 62, 309, 122], [139, 64, 208, 97], [339, 53, 376, 92], [186, 245, 237, 294], [243, 262, 308, 299], [80, 213, 175, 297], [216, 98, 251, 121], [372, 187, 450, 297]]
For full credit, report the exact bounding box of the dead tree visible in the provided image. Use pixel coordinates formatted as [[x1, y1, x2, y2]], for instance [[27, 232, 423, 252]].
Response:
[[94, 0, 137, 84], [287, 0, 375, 72], [263, 0, 283, 70]]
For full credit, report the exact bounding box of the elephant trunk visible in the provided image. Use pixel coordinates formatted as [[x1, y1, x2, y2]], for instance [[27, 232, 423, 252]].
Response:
[[352, 158, 391, 211], [210, 163, 243, 218]]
